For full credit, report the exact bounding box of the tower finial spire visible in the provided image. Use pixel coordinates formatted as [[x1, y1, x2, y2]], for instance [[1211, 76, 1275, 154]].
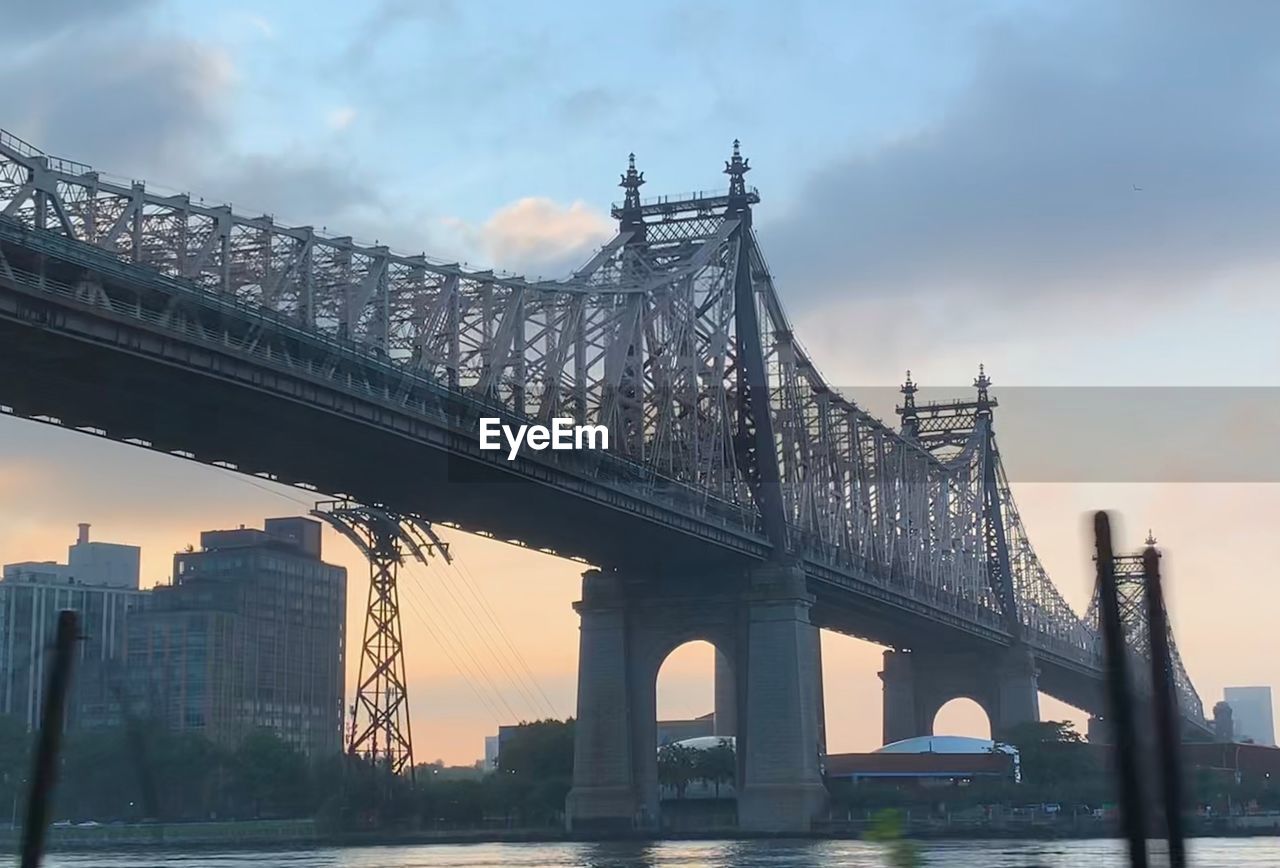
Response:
[[618, 151, 646, 236], [724, 138, 752, 210], [899, 370, 920, 438], [974, 363, 993, 414], [1145, 529, 1157, 547]]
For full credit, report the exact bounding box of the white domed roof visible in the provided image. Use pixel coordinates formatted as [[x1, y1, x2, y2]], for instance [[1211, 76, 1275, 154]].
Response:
[[875, 735, 1016, 755], [665, 735, 735, 752]]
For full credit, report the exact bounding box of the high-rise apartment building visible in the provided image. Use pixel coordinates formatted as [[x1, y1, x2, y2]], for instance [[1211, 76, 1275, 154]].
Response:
[[127, 517, 347, 757], [0, 524, 145, 729], [1224, 686, 1276, 747]]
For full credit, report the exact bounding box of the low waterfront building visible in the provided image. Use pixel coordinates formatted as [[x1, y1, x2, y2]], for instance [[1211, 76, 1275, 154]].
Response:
[[826, 736, 1019, 787]]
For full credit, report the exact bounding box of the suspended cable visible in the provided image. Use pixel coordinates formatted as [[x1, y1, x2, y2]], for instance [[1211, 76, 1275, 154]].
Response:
[[447, 556, 561, 718], [425, 557, 555, 719], [401, 562, 523, 722], [396, 577, 506, 725]]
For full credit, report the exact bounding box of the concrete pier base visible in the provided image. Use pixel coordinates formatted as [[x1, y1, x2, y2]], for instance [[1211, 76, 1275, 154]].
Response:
[[736, 563, 827, 832], [565, 562, 826, 833]]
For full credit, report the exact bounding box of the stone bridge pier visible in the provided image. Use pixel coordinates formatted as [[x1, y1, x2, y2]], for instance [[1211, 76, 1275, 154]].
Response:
[[879, 645, 1040, 745], [565, 562, 827, 833]]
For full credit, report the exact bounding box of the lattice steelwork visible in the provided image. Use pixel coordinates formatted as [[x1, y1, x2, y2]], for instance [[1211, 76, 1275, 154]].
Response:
[[311, 500, 452, 780], [1084, 534, 1204, 721], [0, 129, 1204, 723]]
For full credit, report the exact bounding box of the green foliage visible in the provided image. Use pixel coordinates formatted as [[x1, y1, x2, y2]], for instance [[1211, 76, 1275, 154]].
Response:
[[995, 719, 1104, 801], [496, 719, 574, 779], [657, 742, 698, 798], [693, 739, 736, 797], [42, 723, 320, 823], [483, 718, 575, 826], [230, 728, 313, 818], [999, 719, 1085, 747]]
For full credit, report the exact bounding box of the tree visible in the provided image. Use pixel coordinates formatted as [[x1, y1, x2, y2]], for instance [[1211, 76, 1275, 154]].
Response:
[[496, 719, 574, 780], [694, 738, 736, 798], [491, 718, 575, 825], [657, 742, 697, 799], [230, 728, 312, 818], [996, 719, 1100, 801]]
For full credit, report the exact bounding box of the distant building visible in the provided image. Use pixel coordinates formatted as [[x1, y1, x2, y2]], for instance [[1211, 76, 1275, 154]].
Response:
[[1184, 740, 1280, 785], [484, 735, 500, 771], [826, 736, 1018, 787], [0, 524, 145, 730], [1212, 701, 1234, 743], [1224, 686, 1275, 747], [127, 517, 346, 758]]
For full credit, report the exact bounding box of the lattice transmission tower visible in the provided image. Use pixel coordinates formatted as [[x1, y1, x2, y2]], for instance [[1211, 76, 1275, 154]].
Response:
[[311, 500, 451, 782]]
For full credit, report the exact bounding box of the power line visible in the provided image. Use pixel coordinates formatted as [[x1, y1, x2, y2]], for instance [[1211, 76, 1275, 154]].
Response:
[[447, 556, 561, 718], [425, 557, 555, 720], [396, 577, 506, 725], [401, 562, 523, 722]]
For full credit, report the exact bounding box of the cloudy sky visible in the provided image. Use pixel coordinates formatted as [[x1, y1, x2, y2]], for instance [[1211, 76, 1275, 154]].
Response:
[[2, 1, 1277, 761]]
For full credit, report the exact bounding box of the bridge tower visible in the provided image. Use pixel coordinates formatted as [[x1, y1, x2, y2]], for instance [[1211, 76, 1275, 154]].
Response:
[[1084, 531, 1205, 742], [311, 500, 451, 784], [882, 368, 1040, 743], [566, 145, 826, 834]]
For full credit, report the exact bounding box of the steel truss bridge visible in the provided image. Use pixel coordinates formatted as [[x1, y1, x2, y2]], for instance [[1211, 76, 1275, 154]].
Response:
[[0, 131, 1205, 732]]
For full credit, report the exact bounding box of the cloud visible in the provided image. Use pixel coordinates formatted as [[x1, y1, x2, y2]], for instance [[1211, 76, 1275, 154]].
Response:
[[0, 0, 156, 45], [445, 197, 614, 278], [189, 154, 369, 221], [0, 7, 411, 257], [0, 8, 232, 179], [243, 14, 275, 39], [764, 2, 1280, 316], [326, 106, 358, 131]]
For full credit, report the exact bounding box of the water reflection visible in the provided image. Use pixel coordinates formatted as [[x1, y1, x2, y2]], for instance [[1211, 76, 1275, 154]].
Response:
[[27, 837, 1280, 868], [577, 841, 660, 868]]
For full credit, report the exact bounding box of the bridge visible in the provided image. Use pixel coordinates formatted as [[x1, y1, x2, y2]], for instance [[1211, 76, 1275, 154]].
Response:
[[0, 131, 1205, 831]]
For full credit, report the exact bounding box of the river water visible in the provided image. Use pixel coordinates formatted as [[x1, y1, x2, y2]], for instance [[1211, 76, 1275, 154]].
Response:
[[22, 838, 1280, 867]]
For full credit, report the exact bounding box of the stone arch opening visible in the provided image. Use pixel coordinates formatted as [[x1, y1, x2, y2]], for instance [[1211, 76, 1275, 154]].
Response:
[[656, 639, 718, 738], [932, 696, 992, 740], [653, 638, 738, 821]]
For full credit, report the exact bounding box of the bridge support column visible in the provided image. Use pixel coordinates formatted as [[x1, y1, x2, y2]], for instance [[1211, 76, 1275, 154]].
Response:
[[714, 649, 736, 737], [994, 644, 1041, 736], [736, 563, 827, 832], [564, 570, 639, 831], [880, 649, 925, 744], [878, 645, 1041, 744], [565, 562, 826, 833]]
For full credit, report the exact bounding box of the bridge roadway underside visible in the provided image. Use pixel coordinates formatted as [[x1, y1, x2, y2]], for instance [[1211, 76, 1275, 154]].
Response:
[[0, 242, 1109, 761]]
